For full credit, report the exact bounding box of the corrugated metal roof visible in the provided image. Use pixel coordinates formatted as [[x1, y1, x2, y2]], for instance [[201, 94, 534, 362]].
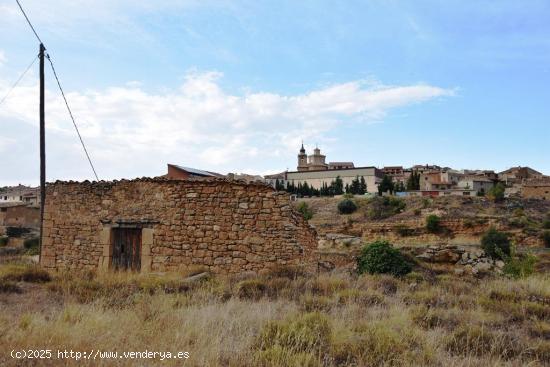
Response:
[[173, 165, 216, 177]]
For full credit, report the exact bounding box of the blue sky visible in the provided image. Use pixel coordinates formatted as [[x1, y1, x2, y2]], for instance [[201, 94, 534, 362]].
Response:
[[1, 0, 549, 185]]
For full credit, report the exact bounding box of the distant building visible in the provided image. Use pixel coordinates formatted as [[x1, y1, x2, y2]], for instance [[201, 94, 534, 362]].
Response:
[[383, 166, 409, 184], [0, 185, 40, 205], [288, 144, 381, 193], [523, 179, 550, 200], [419, 171, 462, 191], [328, 162, 355, 170], [405, 189, 477, 198], [0, 203, 40, 231], [286, 166, 383, 194], [457, 177, 494, 195], [499, 166, 543, 184], [166, 164, 224, 180], [264, 172, 287, 188], [227, 173, 264, 183]]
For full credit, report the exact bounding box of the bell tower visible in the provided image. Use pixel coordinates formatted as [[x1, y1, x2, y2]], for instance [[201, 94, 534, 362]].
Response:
[[297, 142, 308, 171]]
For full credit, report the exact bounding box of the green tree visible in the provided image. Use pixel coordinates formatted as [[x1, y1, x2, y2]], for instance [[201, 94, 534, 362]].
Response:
[[360, 176, 367, 194], [481, 227, 511, 259], [488, 183, 506, 203], [378, 175, 394, 195], [406, 171, 420, 191], [331, 176, 344, 195], [296, 202, 313, 220], [425, 214, 441, 233]]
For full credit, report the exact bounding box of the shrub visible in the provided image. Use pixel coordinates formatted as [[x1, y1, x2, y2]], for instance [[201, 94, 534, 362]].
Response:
[[255, 312, 331, 355], [395, 224, 414, 237], [0, 279, 22, 294], [337, 199, 357, 214], [0, 236, 7, 247], [542, 231, 550, 248], [488, 183, 505, 203], [425, 215, 441, 233], [296, 202, 313, 220], [502, 253, 537, 279], [366, 196, 405, 219], [543, 219, 550, 230], [413, 209, 421, 216], [356, 240, 412, 277], [236, 279, 267, 300], [0, 264, 51, 283], [481, 228, 511, 260], [23, 238, 39, 255]]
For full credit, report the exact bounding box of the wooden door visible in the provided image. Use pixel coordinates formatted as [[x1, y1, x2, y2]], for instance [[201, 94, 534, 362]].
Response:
[[111, 228, 142, 271]]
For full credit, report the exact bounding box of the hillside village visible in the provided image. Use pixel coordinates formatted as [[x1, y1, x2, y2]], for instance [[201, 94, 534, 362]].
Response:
[[1, 143, 549, 245]]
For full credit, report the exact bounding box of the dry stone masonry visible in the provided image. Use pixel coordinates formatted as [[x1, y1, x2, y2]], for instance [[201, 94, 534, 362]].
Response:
[[41, 178, 317, 274]]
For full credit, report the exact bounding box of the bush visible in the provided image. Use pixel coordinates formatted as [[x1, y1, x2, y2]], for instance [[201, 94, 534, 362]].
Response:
[[0, 236, 7, 247], [488, 183, 505, 203], [425, 215, 441, 233], [366, 196, 405, 219], [356, 241, 412, 277], [481, 228, 511, 260], [0, 264, 51, 283], [395, 224, 414, 237], [542, 231, 550, 248], [236, 279, 267, 300], [338, 199, 357, 214], [23, 238, 40, 256], [543, 219, 550, 230], [296, 202, 313, 220], [502, 253, 537, 279]]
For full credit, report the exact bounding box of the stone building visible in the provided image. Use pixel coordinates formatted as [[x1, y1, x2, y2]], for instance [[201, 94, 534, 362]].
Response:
[[41, 178, 317, 274], [499, 166, 543, 184], [0, 203, 40, 230], [523, 179, 550, 200]]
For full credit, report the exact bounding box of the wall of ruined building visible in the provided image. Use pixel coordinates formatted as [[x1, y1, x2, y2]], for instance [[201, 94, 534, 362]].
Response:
[[523, 186, 550, 200], [41, 178, 317, 274]]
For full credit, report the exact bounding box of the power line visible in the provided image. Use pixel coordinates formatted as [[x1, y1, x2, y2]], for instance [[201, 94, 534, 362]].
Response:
[[15, 0, 43, 44], [0, 53, 38, 107], [15, 0, 100, 181], [46, 54, 99, 181]]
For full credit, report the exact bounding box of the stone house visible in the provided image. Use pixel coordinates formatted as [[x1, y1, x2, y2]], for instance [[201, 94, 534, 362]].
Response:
[[457, 176, 494, 195], [0, 203, 40, 230], [41, 178, 317, 274], [523, 179, 550, 200]]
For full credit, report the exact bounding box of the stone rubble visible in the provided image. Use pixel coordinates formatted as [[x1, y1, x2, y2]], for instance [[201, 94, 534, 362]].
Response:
[[416, 244, 505, 275]]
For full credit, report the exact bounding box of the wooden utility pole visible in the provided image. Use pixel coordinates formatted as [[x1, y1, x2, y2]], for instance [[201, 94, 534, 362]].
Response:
[[39, 43, 45, 263]]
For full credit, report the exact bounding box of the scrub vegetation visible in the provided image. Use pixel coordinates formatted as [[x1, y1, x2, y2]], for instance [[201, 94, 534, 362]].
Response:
[[1, 261, 549, 367]]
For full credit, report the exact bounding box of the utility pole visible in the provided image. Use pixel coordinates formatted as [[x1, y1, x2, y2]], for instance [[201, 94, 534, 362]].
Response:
[[39, 42, 45, 263]]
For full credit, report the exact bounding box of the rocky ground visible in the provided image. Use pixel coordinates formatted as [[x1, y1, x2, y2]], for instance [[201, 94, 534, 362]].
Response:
[[298, 195, 550, 274]]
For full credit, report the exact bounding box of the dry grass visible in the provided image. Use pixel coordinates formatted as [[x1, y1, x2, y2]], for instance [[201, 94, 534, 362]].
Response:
[[0, 263, 549, 366]]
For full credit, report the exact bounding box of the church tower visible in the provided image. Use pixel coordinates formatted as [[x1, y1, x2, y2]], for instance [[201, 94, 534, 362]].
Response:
[[297, 143, 308, 171], [307, 145, 328, 171]]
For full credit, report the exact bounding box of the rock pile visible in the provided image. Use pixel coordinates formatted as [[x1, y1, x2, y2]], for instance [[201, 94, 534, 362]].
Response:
[[416, 244, 505, 275]]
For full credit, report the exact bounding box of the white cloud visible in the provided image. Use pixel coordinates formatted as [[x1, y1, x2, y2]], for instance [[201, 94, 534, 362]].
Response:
[[0, 72, 452, 182]]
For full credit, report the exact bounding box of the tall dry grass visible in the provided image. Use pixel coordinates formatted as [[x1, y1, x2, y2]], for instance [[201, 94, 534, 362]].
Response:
[[0, 264, 549, 366]]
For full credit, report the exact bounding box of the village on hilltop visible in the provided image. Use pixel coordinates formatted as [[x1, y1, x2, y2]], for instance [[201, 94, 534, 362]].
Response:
[[2, 143, 549, 236]]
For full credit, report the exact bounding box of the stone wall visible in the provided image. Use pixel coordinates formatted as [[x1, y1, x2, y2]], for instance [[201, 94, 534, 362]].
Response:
[[41, 178, 317, 274]]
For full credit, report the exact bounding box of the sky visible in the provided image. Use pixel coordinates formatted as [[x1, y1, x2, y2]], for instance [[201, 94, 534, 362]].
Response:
[[1, 0, 549, 186]]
